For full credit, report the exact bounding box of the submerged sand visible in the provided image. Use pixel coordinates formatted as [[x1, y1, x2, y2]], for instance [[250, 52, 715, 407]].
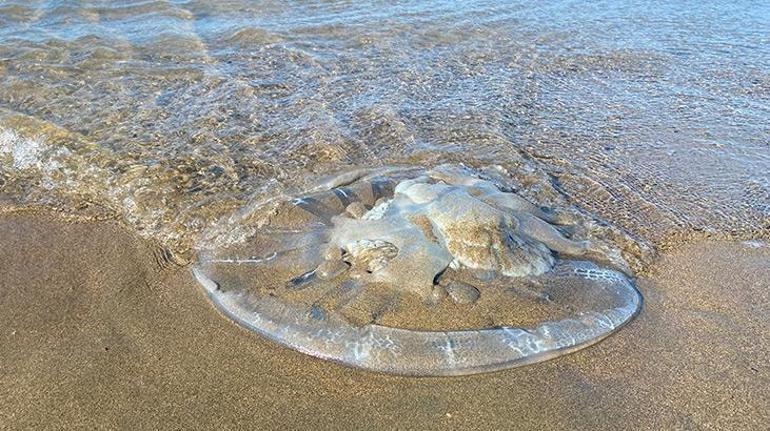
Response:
[[0, 211, 768, 429]]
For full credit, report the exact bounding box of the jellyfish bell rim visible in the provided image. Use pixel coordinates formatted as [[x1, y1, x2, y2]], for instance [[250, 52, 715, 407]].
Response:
[[191, 262, 642, 377]]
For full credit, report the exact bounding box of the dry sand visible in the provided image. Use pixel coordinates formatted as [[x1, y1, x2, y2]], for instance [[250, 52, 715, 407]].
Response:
[[0, 211, 768, 430]]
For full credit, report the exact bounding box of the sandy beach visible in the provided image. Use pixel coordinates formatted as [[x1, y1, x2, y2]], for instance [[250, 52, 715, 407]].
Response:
[[2, 1, 768, 429], [1, 210, 767, 430]]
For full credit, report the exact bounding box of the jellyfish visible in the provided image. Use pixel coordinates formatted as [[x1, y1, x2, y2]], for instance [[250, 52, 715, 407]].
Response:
[[192, 164, 641, 376]]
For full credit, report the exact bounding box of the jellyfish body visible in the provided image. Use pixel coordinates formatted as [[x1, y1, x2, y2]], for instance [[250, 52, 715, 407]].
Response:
[[193, 165, 642, 376]]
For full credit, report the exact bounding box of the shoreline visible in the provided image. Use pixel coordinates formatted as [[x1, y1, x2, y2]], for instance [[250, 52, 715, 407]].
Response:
[[1, 211, 767, 429]]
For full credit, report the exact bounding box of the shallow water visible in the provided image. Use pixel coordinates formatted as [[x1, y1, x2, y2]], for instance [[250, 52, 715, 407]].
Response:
[[0, 0, 768, 259]]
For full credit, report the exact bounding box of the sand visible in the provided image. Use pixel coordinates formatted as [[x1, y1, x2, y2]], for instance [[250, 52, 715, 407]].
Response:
[[0, 211, 768, 430]]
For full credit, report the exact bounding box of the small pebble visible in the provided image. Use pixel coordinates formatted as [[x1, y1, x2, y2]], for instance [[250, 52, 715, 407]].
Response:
[[445, 281, 480, 304], [428, 284, 448, 305]]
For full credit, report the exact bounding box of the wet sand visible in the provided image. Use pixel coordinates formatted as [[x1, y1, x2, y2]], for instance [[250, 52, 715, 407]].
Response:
[[1, 211, 768, 430]]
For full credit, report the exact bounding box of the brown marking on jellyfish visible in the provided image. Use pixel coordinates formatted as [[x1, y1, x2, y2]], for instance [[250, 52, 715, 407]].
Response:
[[407, 213, 441, 244]]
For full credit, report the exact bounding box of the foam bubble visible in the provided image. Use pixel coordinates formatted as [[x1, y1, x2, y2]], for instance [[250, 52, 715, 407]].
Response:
[[0, 127, 45, 170]]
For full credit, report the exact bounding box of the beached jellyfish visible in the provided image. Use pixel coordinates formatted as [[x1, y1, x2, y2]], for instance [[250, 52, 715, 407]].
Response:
[[192, 164, 642, 376]]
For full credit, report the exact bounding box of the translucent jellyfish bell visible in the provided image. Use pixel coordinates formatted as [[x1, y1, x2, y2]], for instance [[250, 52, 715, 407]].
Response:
[[193, 165, 642, 376]]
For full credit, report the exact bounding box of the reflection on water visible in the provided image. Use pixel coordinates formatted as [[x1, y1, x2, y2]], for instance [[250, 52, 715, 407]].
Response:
[[0, 0, 768, 260]]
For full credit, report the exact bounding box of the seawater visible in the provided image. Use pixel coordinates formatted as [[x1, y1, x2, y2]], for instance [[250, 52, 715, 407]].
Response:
[[0, 0, 768, 262]]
